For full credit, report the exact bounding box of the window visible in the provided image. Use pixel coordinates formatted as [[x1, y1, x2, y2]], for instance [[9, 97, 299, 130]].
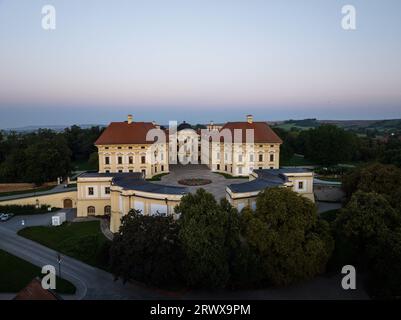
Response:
[[161, 165, 164, 171], [155, 166, 158, 173], [259, 167, 263, 170], [259, 154, 263, 162], [118, 170, 123, 173], [141, 146, 145, 149], [87, 206, 95, 215], [217, 164, 220, 170], [117, 156, 123, 164], [298, 181, 304, 190], [105, 187, 110, 195], [128, 146, 133, 149], [88, 187, 94, 196], [128, 156, 133, 164], [105, 156, 110, 165], [129, 169, 133, 173], [216, 152, 220, 160], [238, 167, 243, 174], [105, 147, 109, 150], [141, 156, 146, 164], [250, 154, 254, 162], [105, 170, 110, 173], [104, 206, 111, 215], [118, 147, 122, 149], [141, 169, 146, 176], [160, 152, 164, 161], [225, 165, 227, 171], [238, 154, 243, 162], [270, 154, 274, 162]]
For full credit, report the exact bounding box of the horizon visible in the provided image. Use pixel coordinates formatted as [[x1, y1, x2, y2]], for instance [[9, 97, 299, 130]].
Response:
[[1, 0, 401, 128]]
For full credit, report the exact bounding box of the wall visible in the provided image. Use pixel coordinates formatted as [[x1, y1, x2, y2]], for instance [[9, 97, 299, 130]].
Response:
[[0, 190, 77, 209]]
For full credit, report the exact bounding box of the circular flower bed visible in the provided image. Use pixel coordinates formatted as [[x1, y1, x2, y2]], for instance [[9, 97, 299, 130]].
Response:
[[178, 178, 212, 186]]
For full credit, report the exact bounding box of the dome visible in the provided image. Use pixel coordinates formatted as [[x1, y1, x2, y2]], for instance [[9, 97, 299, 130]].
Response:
[[177, 121, 192, 131]]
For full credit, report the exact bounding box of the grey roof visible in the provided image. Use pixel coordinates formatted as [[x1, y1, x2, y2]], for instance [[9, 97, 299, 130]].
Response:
[[228, 168, 311, 194], [228, 179, 283, 193], [78, 171, 143, 179], [79, 171, 188, 195], [113, 176, 188, 195]]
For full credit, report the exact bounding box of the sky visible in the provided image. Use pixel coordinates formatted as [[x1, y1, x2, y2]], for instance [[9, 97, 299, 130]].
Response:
[[0, 0, 400, 128]]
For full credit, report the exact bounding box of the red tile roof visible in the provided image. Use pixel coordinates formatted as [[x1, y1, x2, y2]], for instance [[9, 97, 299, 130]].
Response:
[[95, 122, 164, 145], [220, 122, 282, 144], [14, 278, 60, 300]]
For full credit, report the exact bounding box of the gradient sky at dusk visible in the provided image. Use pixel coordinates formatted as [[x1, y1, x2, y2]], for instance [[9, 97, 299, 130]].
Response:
[[0, 0, 400, 128]]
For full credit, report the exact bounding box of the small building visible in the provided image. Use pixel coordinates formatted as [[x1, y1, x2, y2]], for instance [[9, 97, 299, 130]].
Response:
[[226, 168, 315, 211]]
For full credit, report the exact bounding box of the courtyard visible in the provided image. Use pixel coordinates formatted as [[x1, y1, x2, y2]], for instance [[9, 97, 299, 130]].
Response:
[[154, 164, 246, 200]]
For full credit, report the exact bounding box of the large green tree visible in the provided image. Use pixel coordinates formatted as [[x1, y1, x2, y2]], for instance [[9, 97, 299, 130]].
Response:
[[110, 210, 182, 287], [176, 189, 239, 288], [342, 163, 401, 211], [242, 187, 333, 286], [297, 125, 357, 165], [334, 191, 401, 298]]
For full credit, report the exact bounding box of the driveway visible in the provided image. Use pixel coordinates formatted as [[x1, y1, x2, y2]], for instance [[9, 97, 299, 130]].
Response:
[[155, 164, 245, 200]]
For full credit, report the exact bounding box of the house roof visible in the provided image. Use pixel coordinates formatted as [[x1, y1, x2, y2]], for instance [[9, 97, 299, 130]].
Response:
[[14, 278, 61, 300], [95, 122, 163, 145], [112, 175, 188, 195], [220, 122, 282, 144]]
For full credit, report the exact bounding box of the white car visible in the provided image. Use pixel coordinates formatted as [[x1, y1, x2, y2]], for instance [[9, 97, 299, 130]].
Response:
[[0, 213, 14, 222]]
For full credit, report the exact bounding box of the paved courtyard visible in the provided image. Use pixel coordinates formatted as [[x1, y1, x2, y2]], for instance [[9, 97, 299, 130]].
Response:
[[155, 164, 246, 200]]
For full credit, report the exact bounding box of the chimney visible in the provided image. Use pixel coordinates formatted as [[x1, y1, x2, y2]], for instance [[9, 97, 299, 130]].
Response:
[[247, 115, 253, 124], [127, 114, 133, 124]]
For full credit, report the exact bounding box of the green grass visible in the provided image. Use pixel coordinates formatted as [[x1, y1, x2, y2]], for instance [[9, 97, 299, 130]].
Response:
[[281, 154, 317, 167], [18, 221, 111, 271], [315, 176, 342, 182], [72, 160, 97, 171], [0, 249, 76, 294], [214, 172, 248, 179], [0, 186, 55, 197], [146, 172, 170, 181]]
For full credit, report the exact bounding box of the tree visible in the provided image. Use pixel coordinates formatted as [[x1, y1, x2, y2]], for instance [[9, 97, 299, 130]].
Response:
[[110, 210, 182, 287], [342, 163, 401, 211], [334, 191, 401, 298], [176, 189, 238, 288], [297, 125, 357, 165], [242, 187, 333, 286]]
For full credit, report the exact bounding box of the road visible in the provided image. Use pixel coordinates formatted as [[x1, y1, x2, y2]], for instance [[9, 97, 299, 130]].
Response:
[[0, 211, 368, 300]]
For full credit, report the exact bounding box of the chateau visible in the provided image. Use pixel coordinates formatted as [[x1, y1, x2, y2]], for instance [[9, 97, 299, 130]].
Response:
[[0, 115, 314, 233], [77, 115, 314, 232]]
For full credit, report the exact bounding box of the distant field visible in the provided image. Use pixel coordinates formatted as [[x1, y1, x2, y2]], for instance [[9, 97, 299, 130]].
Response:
[[273, 119, 401, 132]]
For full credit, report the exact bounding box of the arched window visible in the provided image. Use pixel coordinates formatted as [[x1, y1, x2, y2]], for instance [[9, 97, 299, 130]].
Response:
[[87, 206, 95, 215], [104, 205, 111, 215]]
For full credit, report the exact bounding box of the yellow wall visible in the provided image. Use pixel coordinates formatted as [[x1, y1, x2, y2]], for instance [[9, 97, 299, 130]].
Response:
[[0, 190, 77, 209], [97, 143, 169, 178]]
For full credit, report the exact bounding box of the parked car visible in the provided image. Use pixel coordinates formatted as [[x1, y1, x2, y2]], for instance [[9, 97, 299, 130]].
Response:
[[0, 213, 14, 222]]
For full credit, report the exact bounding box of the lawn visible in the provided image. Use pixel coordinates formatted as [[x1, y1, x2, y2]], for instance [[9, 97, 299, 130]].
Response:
[[214, 172, 248, 179], [72, 160, 97, 171], [281, 154, 318, 167], [0, 249, 76, 294], [18, 221, 111, 271], [0, 185, 55, 197], [146, 172, 170, 181]]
